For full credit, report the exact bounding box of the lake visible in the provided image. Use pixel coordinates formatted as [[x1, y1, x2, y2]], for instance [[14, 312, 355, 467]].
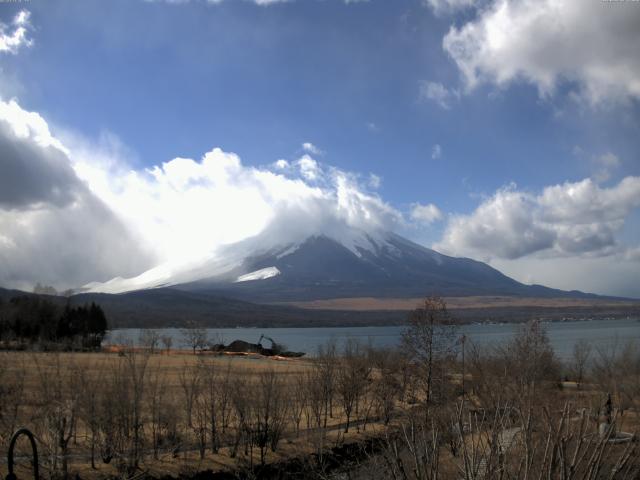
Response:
[[105, 317, 640, 359]]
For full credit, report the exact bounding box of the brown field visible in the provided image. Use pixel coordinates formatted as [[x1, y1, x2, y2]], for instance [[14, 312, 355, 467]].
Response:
[[279, 295, 640, 311], [0, 349, 392, 479], [1, 323, 639, 479]]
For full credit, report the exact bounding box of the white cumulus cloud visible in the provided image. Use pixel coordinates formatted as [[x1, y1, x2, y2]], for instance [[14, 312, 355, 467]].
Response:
[[436, 177, 640, 260], [296, 154, 321, 181], [442, 0, 640, 104], [273, 158, 289, 169], [302, 142, 322, 155], [423, 0, 476, 16], [0, 10, 32, 54], [411, 203, 443, 225]]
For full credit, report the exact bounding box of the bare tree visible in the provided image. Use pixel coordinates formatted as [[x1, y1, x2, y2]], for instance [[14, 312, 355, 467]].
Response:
[[145, 361, 168, 460], [250, 369, 287, 465], [592, 341, 620, 407], [375, 397, 640, 480], [230, 373, 250, 459], [304, 368, 328, 460], [217, 361, 234, 435], [288, 372, 307, 437], [593, 340, 640, 415], [571, 339, 592, 389], [402, 297, 458, 416], [179, 360, 201, 429], [78, 361, 102, 469], [161, 334, 173, 352], [139, 329, 160, 353], [199, 357, 223, 454], [337, 339, 371, 433], [315, 340, 337, 428], [96, 349, 150, 473], [122, 349, 150, 471], [465, 342, 508, 411], [193, 380, 208, 459], [371, 347, 401, 425], [0, 352, 25, 451], [500, 320, 560, 410], [181, 326, 209, 354], [379, 411, 442, 480], [96, 359, 119, 466], [33, 354, 81, 478], [617, 341, 640, 413]]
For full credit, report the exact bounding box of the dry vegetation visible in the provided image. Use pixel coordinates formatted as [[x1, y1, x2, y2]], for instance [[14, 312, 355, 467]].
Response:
[[0, 346, 398, 480], [281, 295, 640, 311], [1, 297, 639, 480]]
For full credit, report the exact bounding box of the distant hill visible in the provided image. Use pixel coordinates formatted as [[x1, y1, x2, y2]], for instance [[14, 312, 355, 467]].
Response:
[[69, 288, 406, 328], [2, 286, 638, 329]]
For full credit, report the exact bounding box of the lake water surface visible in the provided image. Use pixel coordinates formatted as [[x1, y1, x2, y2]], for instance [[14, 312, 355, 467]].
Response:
[[105, 317, 640, 359]]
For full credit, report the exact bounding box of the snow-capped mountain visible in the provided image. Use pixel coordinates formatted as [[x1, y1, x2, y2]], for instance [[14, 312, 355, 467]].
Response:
[[83, 229, 588, 302], [81, 226, 391, 294]]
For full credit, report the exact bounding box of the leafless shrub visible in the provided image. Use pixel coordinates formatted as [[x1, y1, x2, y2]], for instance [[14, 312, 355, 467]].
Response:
[[570, 339, 592, 389], [139, 329, 160, 353], [592, 340, 640, 415], [33, 354, 81, 478], [0, 352, 25, 451], [337, 339, 371, 433], [181, 326, 209, 354], [179, 361, 201, 429], [250, 369, 287, 465], [161, 335, 173, 352], [145, 361, 168, 460], [288, 372, 307, 437], [315, 340, 338, 427], [371, 348, 401, 425], [78, 362, 102, 469]]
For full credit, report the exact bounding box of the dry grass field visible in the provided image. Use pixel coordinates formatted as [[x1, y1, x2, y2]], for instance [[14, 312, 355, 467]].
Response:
[[1, 313, 639, 479], [0, 348, 396, 479], [281, 295, 640, 311]]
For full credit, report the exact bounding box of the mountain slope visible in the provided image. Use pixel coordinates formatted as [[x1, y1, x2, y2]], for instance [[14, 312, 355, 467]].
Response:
[[177, 233, 599, 302], [70, 288, 412, 328]]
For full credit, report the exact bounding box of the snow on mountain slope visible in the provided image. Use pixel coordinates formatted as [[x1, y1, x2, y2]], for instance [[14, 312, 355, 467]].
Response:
[[174, 231, 555, 302], [235, 267, 281, 283], [82, 226, 592, 302], [80, 254, 241, 294], [80, 226, 392, 294]]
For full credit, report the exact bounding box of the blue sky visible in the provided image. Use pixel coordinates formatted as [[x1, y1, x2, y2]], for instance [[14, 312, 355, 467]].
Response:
[[0, 0, 639, 297]]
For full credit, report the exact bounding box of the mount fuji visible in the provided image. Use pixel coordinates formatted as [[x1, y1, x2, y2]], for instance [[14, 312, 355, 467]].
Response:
[[81, 229, 594, 302], [60, 228, 640, 328]]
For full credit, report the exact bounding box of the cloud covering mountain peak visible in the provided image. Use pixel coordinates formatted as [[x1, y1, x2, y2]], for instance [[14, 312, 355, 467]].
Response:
[[0, 97, 401, 291]]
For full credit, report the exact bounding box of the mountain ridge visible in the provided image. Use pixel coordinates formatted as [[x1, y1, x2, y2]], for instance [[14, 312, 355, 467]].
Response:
[[175, 233, 606, 302], [2, 286, 638, 329]]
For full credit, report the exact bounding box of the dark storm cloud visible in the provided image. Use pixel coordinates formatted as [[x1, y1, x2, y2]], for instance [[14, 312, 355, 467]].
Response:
[[0, 101, 156, 290], [0, 120, 82, 209]]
